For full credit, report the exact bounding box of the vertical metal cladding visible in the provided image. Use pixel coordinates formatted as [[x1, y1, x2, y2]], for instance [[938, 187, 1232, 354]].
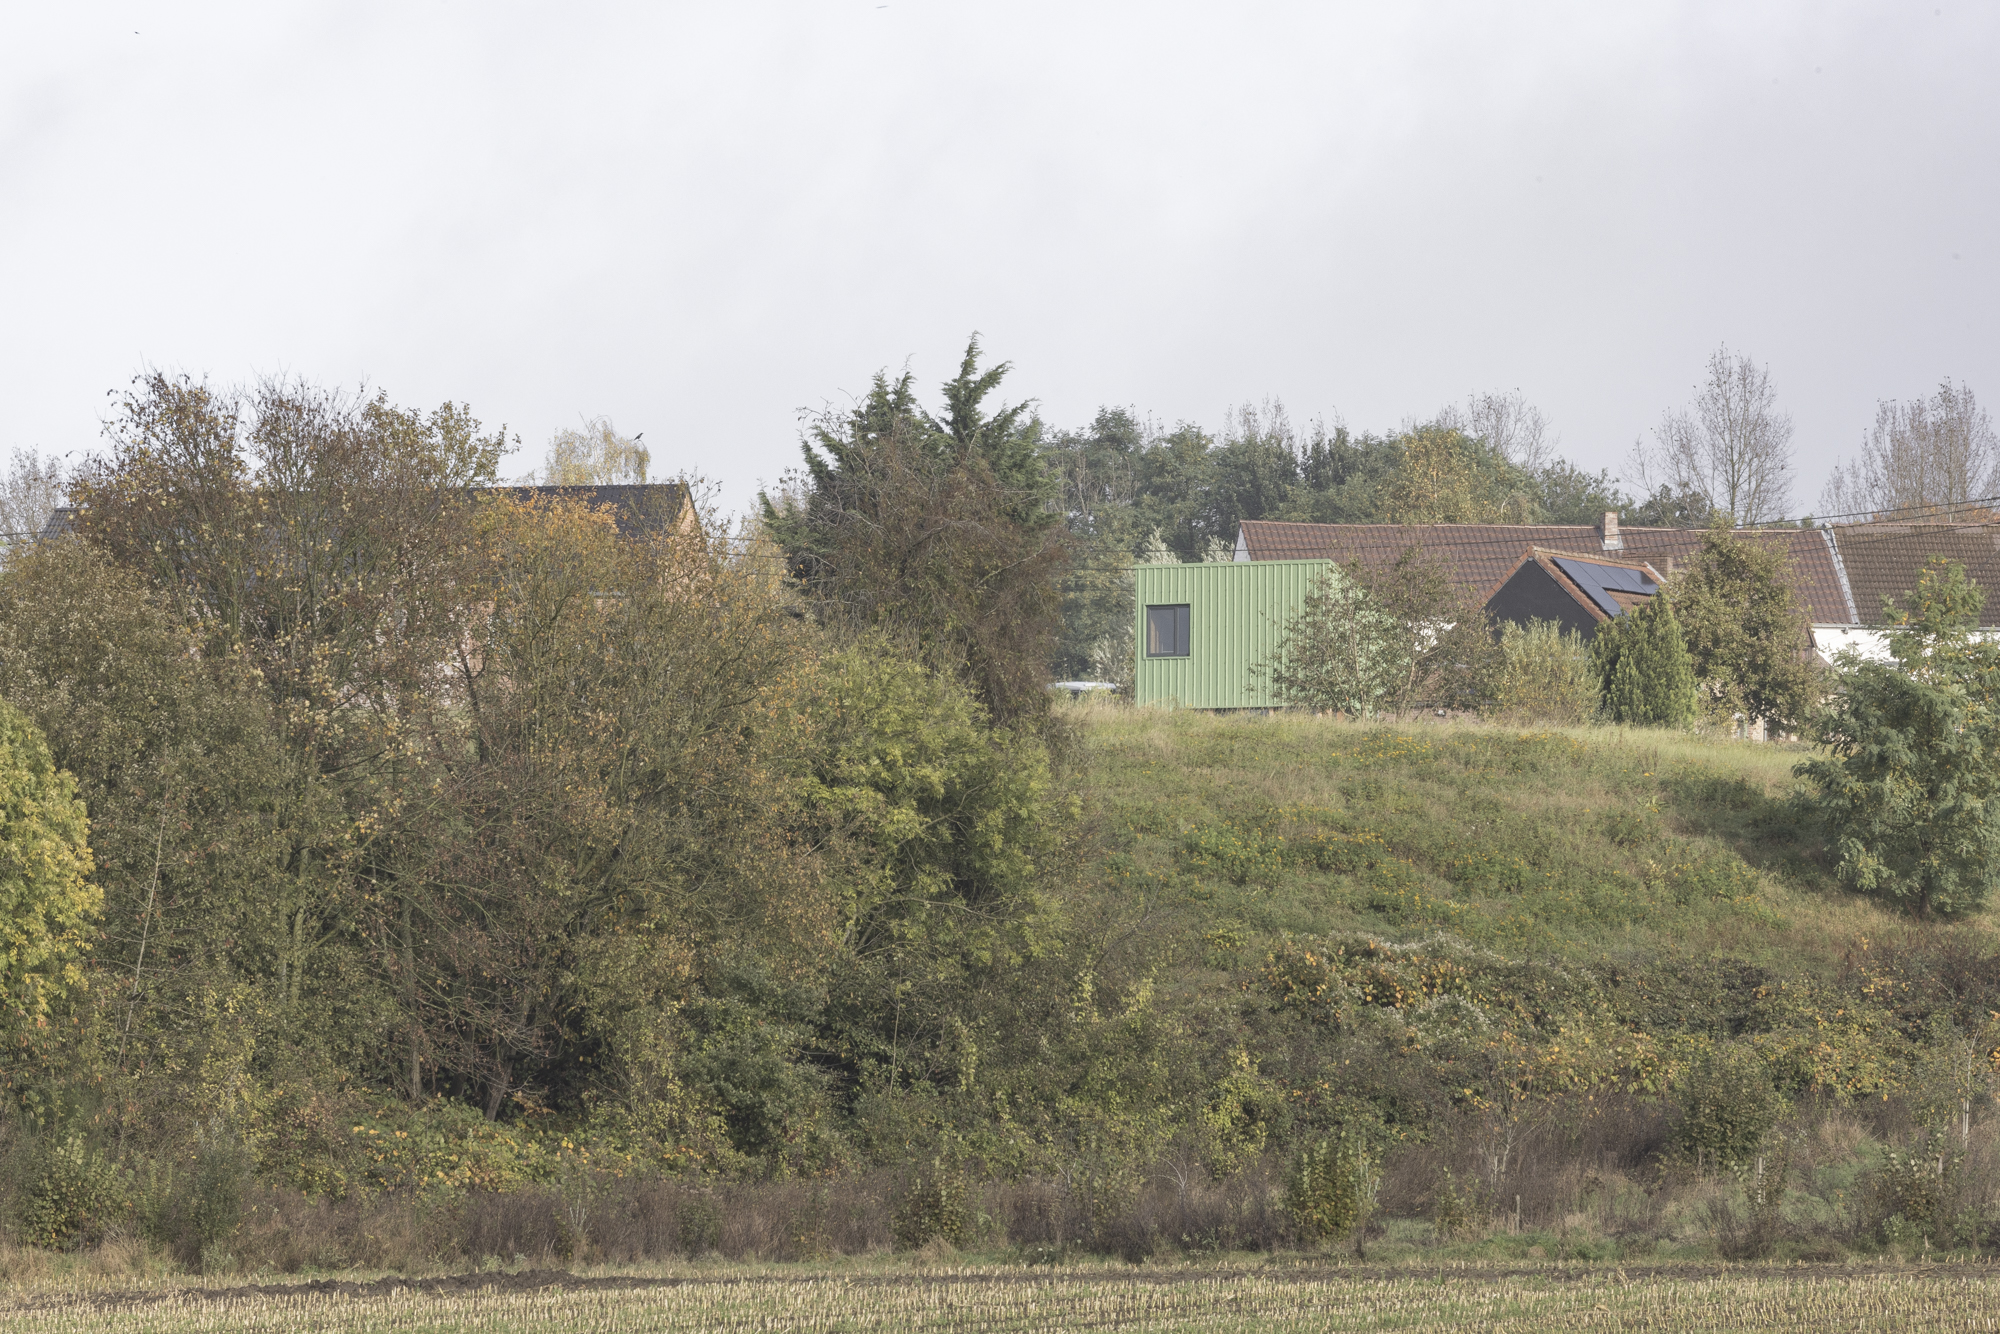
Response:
[[1132, 559, 1332, 709]]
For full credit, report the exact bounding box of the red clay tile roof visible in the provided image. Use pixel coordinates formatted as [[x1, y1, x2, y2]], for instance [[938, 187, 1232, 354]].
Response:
[[1237, 520, 1855, 624], [1829, 522, 2000, 626]]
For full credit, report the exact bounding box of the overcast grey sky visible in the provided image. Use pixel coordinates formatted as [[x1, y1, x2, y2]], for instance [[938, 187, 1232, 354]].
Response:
[[3, 3, 1994, 521]]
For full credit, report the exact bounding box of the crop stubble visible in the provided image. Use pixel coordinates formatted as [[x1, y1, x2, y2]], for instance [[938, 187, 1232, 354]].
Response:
[[9, 1265, 2000, 1332]]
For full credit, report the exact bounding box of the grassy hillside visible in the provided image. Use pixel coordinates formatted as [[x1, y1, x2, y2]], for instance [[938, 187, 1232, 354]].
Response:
[[1071, 702, 1918, 972], [1048, 701, 2000, 1262]]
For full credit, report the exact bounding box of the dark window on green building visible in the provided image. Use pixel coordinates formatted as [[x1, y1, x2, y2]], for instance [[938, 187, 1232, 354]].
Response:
[[1145, 604, 1190, 657]]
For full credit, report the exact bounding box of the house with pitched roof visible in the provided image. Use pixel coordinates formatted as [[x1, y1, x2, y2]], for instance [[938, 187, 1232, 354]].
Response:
[[1234, 512, 2000, 664], [1807, 521, 2000, 661], [1234, 513, 1853, 626], [1484, 549, 1664, 638], [1134, 512, 2000, 708]]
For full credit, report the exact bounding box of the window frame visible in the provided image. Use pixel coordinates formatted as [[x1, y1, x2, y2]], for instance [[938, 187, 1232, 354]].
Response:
[[1144, 603, 1192, 658]]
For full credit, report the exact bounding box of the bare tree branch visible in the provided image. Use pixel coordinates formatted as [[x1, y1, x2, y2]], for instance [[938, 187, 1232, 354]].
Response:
[[1632, 346, 1794, 524], [1820, 379, 2000, 519]]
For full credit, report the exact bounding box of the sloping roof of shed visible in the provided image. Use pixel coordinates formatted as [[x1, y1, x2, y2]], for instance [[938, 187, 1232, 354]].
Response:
[[1547, 553, 1661, 618], [1483, 548, 1662, 623], [1237, 520, 1852, 624]]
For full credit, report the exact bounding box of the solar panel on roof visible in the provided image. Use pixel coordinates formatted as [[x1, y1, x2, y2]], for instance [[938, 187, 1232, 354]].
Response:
[[1551, 557, 1658, 619], [1233, 521, 1851, 626]]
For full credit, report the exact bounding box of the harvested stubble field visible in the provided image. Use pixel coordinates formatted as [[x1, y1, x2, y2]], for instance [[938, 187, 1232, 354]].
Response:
[[10, 1264, 2000, 1333]]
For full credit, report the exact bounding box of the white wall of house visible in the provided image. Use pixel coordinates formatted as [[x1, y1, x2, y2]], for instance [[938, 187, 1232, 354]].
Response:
[[1810, 624, 2000, 665], [1811, 626, 1894, 665]]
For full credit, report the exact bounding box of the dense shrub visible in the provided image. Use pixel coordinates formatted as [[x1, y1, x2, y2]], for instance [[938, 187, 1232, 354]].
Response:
[[1490, 619, 1598, 725], [18, 1134, 125, 1249], [1671, 1043, 1784, 1172], [1285, 1129, 1377, 1252], [1796, 558, 2000, 918]]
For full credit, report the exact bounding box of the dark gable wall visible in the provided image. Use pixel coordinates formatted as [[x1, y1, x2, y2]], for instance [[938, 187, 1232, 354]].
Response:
[[1486, 564, 1602, 638]]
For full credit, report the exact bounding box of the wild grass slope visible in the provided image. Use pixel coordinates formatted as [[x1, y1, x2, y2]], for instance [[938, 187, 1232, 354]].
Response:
[[1072, 702, 1953, 976]]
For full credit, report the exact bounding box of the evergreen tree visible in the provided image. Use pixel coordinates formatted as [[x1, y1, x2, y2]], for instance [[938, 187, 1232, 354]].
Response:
[[1044, 408, 1145, 679], [762, 337, 1069, 725], [1593, 597, 1697, 727]]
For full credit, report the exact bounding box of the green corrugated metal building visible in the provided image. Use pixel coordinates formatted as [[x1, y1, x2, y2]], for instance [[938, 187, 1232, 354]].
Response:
[[1132, 560, 1330, 709]]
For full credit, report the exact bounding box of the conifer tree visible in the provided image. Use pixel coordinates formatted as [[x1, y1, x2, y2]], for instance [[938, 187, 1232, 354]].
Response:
[[1594, 597, 1697, 727]]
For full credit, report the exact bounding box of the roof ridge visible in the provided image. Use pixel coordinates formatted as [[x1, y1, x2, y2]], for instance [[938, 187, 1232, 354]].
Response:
[[1533, 546, 1660, 570]]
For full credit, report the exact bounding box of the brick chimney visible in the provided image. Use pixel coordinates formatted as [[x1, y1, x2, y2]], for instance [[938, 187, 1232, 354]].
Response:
[[1598, 511, 1623, 552]]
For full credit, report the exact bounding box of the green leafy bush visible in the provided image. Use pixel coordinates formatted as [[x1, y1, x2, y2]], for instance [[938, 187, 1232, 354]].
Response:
[[1283, 826, 1390, 873], [1671, 1042, 1783, 1172], [139, 1128, 250, 1271], [1285, 1127, 1377, 1251], [1795, 558, 2000, 918], [1264, 566, 1401, 716], [19, 1133, 126, 1249], [1868, 1130, 1963, 1245], [1490, 619, 1598, 725], [1178, 823, 1284, 885], [891, 1159, 970, 1250]]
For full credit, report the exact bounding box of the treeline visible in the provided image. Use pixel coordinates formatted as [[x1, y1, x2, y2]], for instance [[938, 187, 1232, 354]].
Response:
[[2, 339, 1996, 1273], [0, 360, 1093, 1260], [1037, 397, 1712, 680]]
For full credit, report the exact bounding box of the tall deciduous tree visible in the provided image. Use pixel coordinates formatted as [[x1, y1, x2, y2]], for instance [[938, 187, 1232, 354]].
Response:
[[1527, 460, 1631, 526], [1625, 484, 1716, 529], [72, 375, 511, 1092], [0, 540, 300, 1076], [1208, 400, 1304, 537], [0, 449, 67, 555], [1820, 379, 2000, 519], [0, 695, 95, 1043], [1383, 425, 1534, 524], [1670, 524, 1818, 733], [1129, 424, 1220, 559], [1634, 346, 1795, 525], [1275, 419, 1399, 525], [1796, 559, 2000, 918], [1044, 407, 1147, 680], [542, 417, 650, 484], [407, 492, 826, 1120], [1436, 389, 1556, 474]]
